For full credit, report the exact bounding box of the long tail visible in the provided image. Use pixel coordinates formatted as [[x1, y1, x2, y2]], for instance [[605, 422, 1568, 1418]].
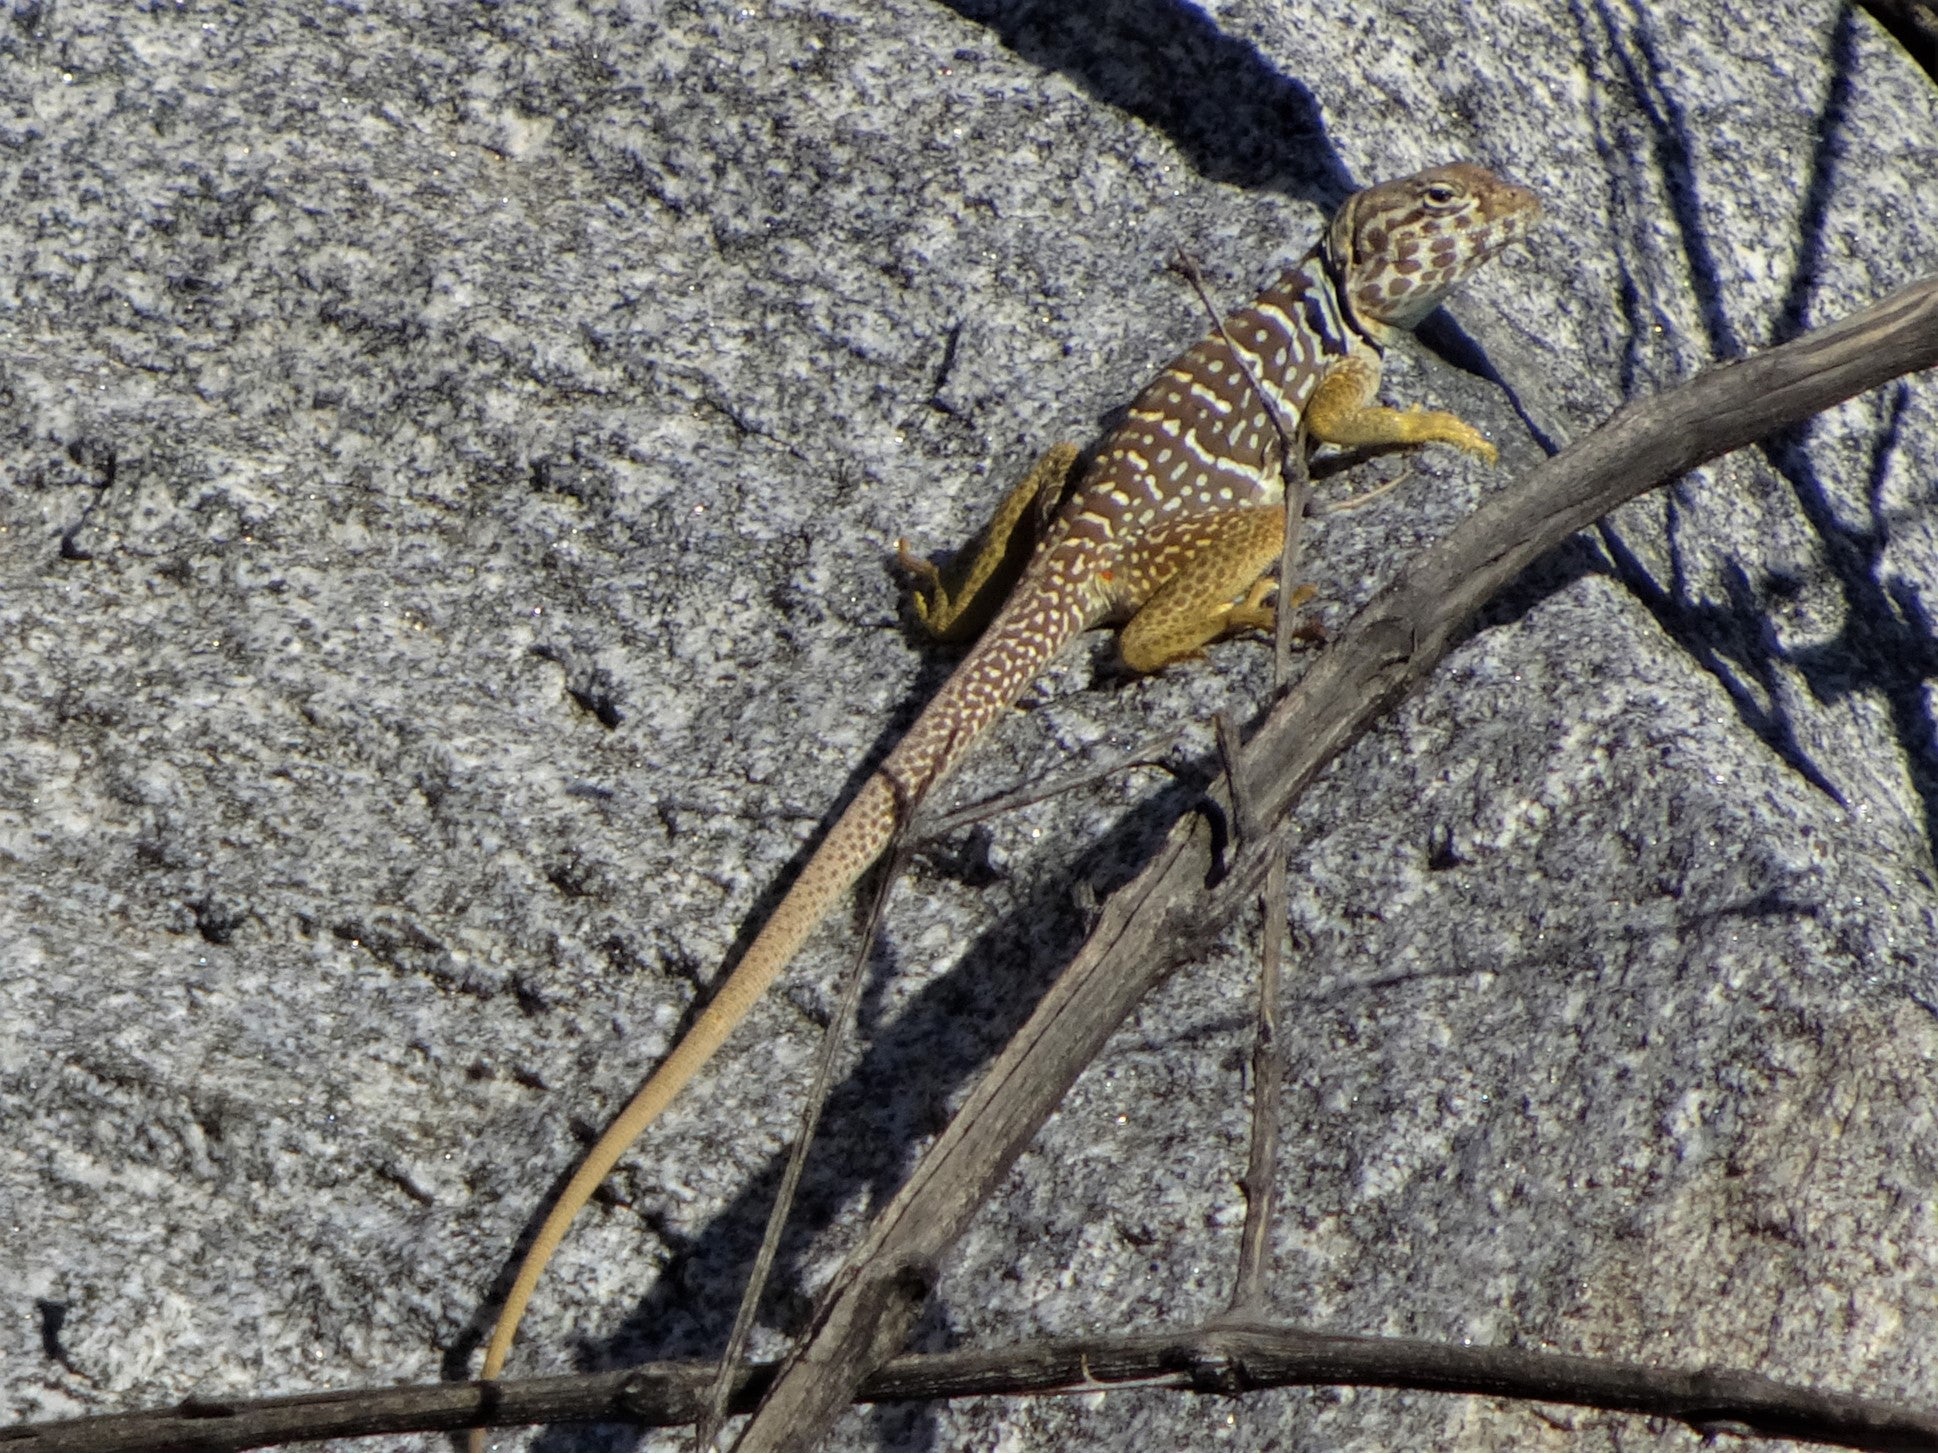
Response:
[[473, 537, 1099, 1417], [476, 772, 898, 1388]]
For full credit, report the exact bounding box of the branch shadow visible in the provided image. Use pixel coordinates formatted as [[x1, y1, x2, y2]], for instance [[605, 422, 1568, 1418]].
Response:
[[1568, 0, 1938, 862]]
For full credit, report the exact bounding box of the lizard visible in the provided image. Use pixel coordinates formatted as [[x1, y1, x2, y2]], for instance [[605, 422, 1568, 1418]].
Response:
[[474, 160, 1540, 1402]]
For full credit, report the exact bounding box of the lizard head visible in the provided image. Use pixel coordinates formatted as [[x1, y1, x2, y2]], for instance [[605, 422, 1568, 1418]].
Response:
[[1326, 162, 1540, 338]]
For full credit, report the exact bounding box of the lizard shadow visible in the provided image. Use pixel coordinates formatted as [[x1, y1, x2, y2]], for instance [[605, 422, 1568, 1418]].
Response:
[[932, 0, 1353, 204]]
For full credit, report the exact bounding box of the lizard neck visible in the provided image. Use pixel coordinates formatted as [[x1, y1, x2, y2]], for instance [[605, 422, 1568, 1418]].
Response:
[[1316, 232, 1398, 351], [1251, 245, 1384, 409]]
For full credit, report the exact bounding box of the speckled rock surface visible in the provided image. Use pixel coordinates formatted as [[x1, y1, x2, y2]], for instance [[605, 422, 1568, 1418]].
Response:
[[3, 0, 1936, 1449]]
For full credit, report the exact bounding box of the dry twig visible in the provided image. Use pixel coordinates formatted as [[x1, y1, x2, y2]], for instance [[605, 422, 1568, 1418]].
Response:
[[729, 273, 1938, 1450], [9, 1320, 1936, 1452], [1227, 856, 1287, 1316]]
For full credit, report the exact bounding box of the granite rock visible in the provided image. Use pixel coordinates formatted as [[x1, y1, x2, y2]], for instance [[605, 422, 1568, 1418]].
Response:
[[2, 0, 1936, 1449]]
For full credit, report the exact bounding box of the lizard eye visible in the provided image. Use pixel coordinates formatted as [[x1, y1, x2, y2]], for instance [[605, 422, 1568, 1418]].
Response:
[[1422, 182, 1462, 207]]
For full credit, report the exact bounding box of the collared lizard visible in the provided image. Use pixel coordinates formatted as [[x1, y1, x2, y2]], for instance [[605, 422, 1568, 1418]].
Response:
[[475, 161, 1539, 1400]]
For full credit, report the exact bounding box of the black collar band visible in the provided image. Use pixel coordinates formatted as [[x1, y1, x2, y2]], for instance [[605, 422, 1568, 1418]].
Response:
[[1320, 237, 1385, 351]]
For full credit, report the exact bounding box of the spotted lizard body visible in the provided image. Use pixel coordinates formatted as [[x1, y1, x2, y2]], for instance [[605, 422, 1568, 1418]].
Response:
[[476, 161, 1539, 1396]]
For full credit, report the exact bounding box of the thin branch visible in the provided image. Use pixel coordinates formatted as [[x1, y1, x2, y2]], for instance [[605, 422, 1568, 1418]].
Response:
[[1171, 242, 1329, 1331], [730, 273, 1938, 1450], [1273, 450, 1313, 687], [693, 804, 921, 1450], [912, 730, 1190, 845], [1168, 250, 1302, 464], [9, 1320, 1936, 1452], [1227, 857, 1287, 1315], [1212, 710, 1254, 847], [1312, 463, 1413, 514]]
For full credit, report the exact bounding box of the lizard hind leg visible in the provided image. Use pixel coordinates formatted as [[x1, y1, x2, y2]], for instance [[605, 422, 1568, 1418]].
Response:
[[897, 441, 1082, 643], [1116, 506, 1290, 673]]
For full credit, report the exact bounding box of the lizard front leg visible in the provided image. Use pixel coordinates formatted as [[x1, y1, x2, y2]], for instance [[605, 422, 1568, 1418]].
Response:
[[1304, 351, 1498, 463], [897, 440, 1082, 643]]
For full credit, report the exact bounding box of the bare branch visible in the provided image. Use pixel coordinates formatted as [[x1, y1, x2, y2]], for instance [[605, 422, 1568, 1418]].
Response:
[[694, 816, 916, 1450], [9, 1320, 1936, 1452], [1227, 857, 1287, 1316], [912, 730, 1189, 844], [731, 274, 1938, 1450]]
